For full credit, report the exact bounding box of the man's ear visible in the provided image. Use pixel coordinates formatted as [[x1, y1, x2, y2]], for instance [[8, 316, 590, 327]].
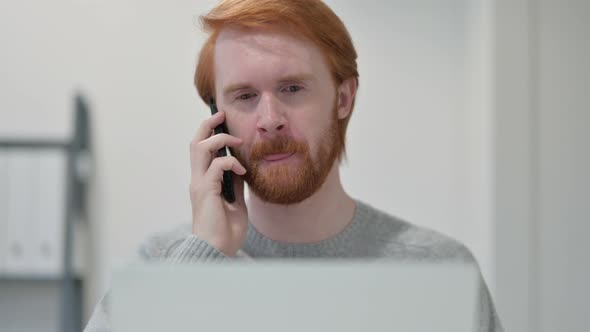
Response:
[[336, 77, 358, 120]]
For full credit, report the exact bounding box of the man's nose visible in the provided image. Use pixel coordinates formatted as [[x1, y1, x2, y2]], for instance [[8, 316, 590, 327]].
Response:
[[256, 94, 287, 135]]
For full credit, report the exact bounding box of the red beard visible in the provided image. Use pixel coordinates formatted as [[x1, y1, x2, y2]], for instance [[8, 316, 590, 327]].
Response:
[[234, 110, 342, 205]]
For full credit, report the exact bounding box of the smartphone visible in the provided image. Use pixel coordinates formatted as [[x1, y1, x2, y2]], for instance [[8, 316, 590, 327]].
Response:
[[209, 97, 236, 203]]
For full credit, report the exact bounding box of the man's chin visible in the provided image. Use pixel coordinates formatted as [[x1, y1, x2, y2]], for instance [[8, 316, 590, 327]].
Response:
[[246, 172, 317, 205], [249, 187, 313, 205], [248, 173, 303, 194]]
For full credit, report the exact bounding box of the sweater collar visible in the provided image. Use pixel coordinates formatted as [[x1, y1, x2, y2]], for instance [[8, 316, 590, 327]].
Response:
[[242, 200, 368, 258]]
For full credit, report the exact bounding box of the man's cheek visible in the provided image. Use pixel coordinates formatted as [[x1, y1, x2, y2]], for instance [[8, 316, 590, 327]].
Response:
[[233, 145, 251, 166]]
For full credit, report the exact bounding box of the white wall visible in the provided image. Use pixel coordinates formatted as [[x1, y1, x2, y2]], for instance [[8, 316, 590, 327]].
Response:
[[333, 0, 494, 292], [536, 1, 589, 331], [494, 1, 537, 330], [0, 0, 496, 321], [495, 1, 590, 331]]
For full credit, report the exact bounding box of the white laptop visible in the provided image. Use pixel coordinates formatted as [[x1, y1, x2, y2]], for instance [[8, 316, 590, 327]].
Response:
[[111, 261, 478, 332]]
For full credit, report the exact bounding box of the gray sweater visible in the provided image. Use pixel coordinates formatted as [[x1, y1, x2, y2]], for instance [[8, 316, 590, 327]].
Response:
[[84, 200, 504, 332]]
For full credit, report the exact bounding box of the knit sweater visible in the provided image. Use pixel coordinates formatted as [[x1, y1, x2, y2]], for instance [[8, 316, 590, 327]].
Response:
[[83, 200, 504, 332]]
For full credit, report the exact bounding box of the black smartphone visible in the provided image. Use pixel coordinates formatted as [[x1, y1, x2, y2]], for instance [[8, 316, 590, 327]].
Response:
[[209, 97, 236, 203]]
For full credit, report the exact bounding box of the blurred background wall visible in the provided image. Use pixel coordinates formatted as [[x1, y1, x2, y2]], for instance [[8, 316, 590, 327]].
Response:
[[495, 0, 589, 331], [0, 1, 587, 332]]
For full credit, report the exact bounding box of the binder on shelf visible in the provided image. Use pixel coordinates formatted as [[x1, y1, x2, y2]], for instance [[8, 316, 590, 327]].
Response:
[[1, 150, 67, 277], [34, 150, 66, 277], [4, 150, 39, 275]]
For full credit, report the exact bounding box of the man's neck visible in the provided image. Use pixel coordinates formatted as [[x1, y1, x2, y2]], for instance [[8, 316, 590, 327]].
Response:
[[246, 163, 356, 244]]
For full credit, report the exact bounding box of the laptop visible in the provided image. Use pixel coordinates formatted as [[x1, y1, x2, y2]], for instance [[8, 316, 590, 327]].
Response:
[[111, 261, 478, 332]]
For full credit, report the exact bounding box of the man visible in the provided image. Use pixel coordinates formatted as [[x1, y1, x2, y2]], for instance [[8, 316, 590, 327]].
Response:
[[84, 0, 503, 331]]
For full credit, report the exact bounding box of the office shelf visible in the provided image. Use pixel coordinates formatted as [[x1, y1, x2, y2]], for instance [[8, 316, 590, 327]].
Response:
[[0, 93, 92, 332]]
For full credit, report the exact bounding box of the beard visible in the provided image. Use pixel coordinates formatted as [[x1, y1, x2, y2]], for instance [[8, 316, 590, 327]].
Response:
[[233, 106, 342, 205]]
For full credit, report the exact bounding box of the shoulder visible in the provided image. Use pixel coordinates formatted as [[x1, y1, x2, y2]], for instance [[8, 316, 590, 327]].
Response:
[[137, 223, 193, 260], [355, 200, 476, 263]]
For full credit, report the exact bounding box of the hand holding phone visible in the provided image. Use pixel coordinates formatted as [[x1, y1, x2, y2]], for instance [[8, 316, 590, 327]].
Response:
[[188, 99, 249, 257], [209, 97, 236, 203]]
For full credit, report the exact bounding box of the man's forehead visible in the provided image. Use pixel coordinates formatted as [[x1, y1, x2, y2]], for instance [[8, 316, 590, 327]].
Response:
[[214, 26, 317, 64], [212, 26, 332, 96]]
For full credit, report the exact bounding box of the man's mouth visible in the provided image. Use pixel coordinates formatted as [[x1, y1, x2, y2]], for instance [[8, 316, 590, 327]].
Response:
[[262, 152, 295, 162]]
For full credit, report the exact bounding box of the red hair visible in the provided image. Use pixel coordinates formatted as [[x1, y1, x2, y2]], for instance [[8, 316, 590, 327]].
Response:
[[195, 0, 359, 158]]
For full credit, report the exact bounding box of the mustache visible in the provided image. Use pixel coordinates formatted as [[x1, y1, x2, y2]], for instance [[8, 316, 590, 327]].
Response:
[[249, 136, 307, 161]]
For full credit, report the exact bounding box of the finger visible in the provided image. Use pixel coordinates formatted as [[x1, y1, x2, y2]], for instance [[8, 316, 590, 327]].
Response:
[[203, 156, 247, 192], [194, 111, 226, 143], [190, 133, 243, 178]]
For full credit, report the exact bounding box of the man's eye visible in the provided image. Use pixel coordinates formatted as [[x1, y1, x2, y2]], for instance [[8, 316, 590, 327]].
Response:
[[238, 93, 256, 100], [285, 85, 303, 93]]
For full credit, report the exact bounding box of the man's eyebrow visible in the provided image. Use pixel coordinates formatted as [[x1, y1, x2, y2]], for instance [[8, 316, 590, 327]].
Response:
[[222, 83, 251, 97], [222, 74, 315, 97], [277, 74, 314, 83]]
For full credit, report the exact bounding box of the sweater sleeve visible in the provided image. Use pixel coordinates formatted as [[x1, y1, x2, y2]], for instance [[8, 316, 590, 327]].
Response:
[[167, 234, 229, 262], [83, 292, 112, 332], [82, 233, 233, 332], [477, 274, 505, 332]]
